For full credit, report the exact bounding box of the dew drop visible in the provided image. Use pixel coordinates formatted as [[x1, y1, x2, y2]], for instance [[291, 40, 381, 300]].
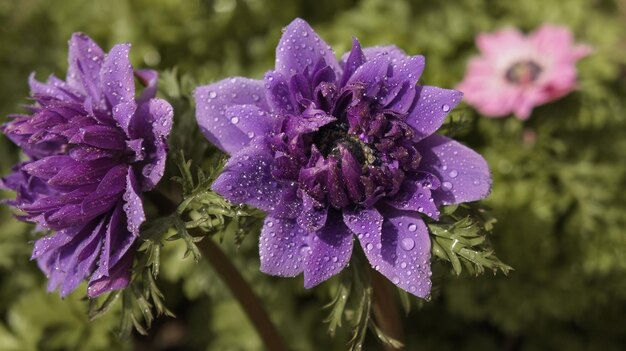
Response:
[[401, 238, 415, 251], [442, 181, 453, 190], [230, 116, 239, 124], [442, 104, 450, 112], [408, 223, 418, 232], [208, 91, 217, 99], [448, 170, 458, 178]]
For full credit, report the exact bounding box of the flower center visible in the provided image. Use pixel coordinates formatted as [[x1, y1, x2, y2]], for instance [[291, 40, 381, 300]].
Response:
[[505, 60, 542, 86], [314, 122, 374, 166]]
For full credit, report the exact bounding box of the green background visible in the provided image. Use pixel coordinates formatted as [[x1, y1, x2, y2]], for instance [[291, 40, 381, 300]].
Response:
[[0, 0, 625, 350]]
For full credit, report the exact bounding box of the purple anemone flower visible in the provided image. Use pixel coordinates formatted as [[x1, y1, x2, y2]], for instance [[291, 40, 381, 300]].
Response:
[[0, 33, 173, 297], [195, 19, 491, 298]]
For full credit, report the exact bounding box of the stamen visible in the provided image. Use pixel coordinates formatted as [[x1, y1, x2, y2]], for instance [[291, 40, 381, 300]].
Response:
[[505, 60, 542, 85]]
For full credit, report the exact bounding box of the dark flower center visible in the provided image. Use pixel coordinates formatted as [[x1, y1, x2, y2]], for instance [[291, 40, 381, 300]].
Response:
[[505, 60, 542, 85]]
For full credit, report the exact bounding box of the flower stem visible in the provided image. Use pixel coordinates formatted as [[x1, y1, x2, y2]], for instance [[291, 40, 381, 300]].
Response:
[[370, 269, 405, 350], [148, 190, 287, 351], [195, 233, 288, 351]]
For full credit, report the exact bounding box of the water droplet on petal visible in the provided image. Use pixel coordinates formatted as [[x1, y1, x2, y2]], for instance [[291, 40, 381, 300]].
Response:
[[401, 238, 415, 251], [442, 104, 450, 112]]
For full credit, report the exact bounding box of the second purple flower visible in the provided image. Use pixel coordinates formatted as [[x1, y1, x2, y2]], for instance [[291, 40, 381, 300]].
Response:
[[195, 19, 491, 298], [1, 34, 173, 298]]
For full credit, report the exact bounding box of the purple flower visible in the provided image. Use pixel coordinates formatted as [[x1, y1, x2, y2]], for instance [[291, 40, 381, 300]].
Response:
[[195, 19, 491, 298], [0, 34, 173, 297]]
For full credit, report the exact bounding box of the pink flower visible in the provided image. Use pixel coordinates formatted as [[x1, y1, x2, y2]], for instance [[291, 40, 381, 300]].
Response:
[[458, 24, 592, 120]]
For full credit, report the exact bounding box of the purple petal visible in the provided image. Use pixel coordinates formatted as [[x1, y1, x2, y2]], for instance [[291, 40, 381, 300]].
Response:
[[69, 125, 127, 150], [297, 193, 328, 232], [346, 55, 390, 97], [135, 98, 173, 191], [223, 104, 276, 141], [407, 86, 463, 141], [23, 156, 77, 180], [259, 217, 307, 277], [81, 164, 127, 217], [275, 18, 341, 78], [390, 55, 425, 86], [37, 218, 106, 297], [48, 158, 118, 186], [416, 134, 491, 205], [89, 202, 136, 290], [87, 248, 133, 297], [264, 71, 298, 115], [29, 74, 81, 103], [384, 55, 425, 114], [212, 138, 300, 218], [303, 215, 353, 288], [101, 43, 135, 107], [111, 101, 137, 138], [339, 146, 364, 203], [340, 38, 366, 87], [195, 78, 269, 154], [32, 227, 76, 260], [362, 45, 408, 62], [123, 168, 145, 236], [348, 207, 432, 298], [66, 33, 105, 101], [385, 179, 440, 220]]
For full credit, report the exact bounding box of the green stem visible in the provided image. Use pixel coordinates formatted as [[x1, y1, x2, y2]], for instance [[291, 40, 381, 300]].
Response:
[[149, 190, 288, 351], [195, 232, 288, 351]]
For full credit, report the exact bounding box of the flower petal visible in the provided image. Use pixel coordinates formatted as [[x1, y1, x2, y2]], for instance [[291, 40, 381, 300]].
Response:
[[349, 207, 432, 298], [133, 98, 174, 191], [223, 104, 277, 141], [81, 164, 127, 217], [123, 167, 146, 236], [100, 43, 135, 107], [385, 179, 439, 220], [416, 134, 491, 205], [297, 193, 328, 232], [111, 101, 137, 137], [303, 215, 353, 288], [212, 138, 300, 218], [340, 38, 366, 87], [195, 78, 270, 154], [88, 203, 136, 296], [275, 18, 341, 78], [66, 33, 105, 101], [362, 45, 408, 63], [87, 248, 133, 297], [406, 86, 463, 141], [259, 217, 307, 277], [346, 55, 391, 97], [264, 71, 298, 115]]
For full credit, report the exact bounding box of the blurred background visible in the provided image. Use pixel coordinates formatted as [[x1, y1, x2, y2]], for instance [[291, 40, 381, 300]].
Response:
[[1, 0, 625, 350]]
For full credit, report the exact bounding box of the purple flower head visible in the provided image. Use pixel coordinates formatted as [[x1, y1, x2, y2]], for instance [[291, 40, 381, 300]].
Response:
[[0, 33, 173, 297], [195, 19, 491, 298]]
